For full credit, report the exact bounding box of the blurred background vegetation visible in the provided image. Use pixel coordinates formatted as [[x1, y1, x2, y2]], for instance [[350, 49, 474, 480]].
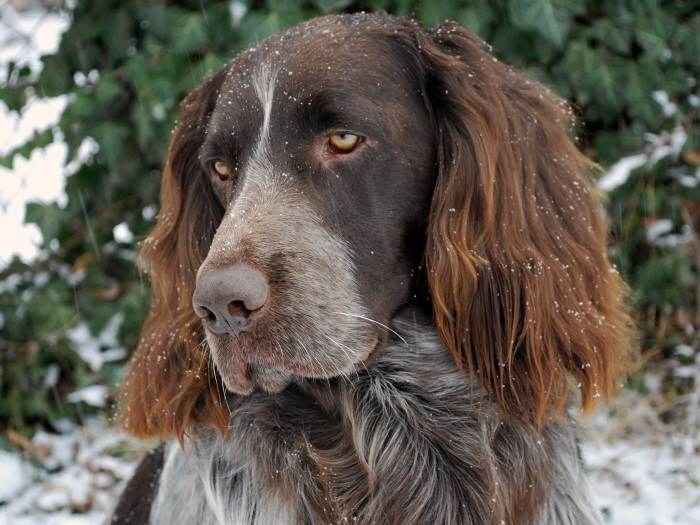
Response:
[[1, 0, 698, 435]]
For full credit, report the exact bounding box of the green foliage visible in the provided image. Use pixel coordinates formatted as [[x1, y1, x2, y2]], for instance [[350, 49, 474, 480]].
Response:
[[1, 0, 699, 432]]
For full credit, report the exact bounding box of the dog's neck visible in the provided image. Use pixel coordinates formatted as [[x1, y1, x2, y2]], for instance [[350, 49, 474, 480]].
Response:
[[149, 308, 599, 525]]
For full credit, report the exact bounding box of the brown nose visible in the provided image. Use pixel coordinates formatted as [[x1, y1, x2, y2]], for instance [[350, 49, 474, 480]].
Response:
[[192, 264, 268, 336]]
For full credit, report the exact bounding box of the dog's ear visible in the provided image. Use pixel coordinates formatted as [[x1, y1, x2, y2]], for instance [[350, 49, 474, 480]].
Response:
[[118, 69, 229, 440], [416, 24, 632, 426]]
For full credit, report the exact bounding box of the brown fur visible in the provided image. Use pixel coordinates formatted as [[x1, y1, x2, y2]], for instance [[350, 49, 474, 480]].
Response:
[[418, 25, 632, 425], [117, 14, 631, 444], [119, 71, 230, 438]]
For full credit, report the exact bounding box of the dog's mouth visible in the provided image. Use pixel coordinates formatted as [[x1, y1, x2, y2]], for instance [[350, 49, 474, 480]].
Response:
[[212, 353, 292, 395], [208, 330, 381, 395], [211, 345, 254, 394]]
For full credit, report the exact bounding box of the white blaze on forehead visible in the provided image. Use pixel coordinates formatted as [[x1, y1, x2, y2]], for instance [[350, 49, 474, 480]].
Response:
[[252, 64, 278, 151], [227, 64, 281, 220]]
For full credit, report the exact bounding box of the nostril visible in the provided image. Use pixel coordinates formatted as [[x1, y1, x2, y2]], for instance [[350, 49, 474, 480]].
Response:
[[201, 306, 217, 324], [228, 300, 251, 318]]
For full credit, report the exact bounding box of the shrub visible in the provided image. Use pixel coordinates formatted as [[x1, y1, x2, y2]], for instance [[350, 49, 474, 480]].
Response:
[[1, 0, 698, 431]]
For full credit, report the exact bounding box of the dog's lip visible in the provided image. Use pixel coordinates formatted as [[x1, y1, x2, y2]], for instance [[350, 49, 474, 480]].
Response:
[[227, 367, 254, 394], [215, 350, 254, 394], [213, 329, 381, 388]]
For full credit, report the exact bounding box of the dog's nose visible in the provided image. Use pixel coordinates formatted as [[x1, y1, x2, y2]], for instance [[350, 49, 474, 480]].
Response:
[[193, 264, 268, 336]]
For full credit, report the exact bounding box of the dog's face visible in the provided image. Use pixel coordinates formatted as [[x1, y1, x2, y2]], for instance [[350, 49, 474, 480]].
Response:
[[193, 17, 435, 394], [120, 13, 630, 439]]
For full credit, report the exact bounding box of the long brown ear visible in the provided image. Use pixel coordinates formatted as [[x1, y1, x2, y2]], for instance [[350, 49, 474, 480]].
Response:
[[117, 69, 229, 440], [417, 24, 632, 426]]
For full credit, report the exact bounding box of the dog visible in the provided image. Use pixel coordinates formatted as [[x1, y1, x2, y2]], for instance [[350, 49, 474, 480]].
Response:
[[111, 12, 631, 524]]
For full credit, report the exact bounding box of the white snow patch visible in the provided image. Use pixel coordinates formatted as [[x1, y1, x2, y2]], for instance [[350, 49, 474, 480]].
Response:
[[646, 218, 674, 243], [142, 205, 157, 221], [646, 220, 693, 248], [0, 418, 145, 525], [0, 95, 69, 155], [597, 87, 692, 194], [1, 136, 68, 206], [72, 69, 100, 87], [598, 126, 688, 193], [229, 1, 248, 26], [584, 438, 700, 524], [0, 510, 107, 525], [652, 90, 678, 117], [66, 314, 127, 372], [646, 126, 687, 165], [675, 345, 695, 358], [0, 118, 70, 267], [0, 451, 34, 502], [583, 364, 700, 525], [66, 385, 109, 407], [64, 136, 100, 176], [678, 170, 699, 188], [113, 222, 134, 244], [31, 430, 81, 471], [0, 2, 71, 83], [597, 154, 647, 192], [0, 3, 76, 270]]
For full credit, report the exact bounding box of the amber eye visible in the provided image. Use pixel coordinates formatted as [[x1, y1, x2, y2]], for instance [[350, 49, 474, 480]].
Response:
[[210, 160, 231, 181], [328, 133, 360, 153]]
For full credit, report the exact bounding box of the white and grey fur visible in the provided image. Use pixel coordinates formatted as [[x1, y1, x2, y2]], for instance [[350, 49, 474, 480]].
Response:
[[145, 311, 602, 525]]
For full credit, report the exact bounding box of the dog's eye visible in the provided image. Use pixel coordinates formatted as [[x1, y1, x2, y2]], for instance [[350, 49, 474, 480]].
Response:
[[210, 160, 231, 181], [328, 133, 360, 153]]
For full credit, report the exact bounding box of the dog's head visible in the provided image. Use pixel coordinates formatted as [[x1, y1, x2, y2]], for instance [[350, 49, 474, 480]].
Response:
[[119, 13, 631, 439]]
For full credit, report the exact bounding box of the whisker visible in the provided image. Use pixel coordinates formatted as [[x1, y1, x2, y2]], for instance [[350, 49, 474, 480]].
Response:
[[331, 311, 408, 346], [298, 338, 333, 388], [200, 338, 231, 414], [323, 333, 366, 376]]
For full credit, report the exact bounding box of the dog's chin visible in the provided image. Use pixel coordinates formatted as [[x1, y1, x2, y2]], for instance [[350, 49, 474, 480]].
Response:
[[217, 359, 364, 395], [214, 356, 255, 395], [208, 330, 381, 395], [246, 365, 294, 394], [211, 354, 291, 395]]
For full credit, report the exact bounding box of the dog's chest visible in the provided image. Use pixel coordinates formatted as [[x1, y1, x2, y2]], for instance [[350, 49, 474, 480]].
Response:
[[149, 386, 369, 525], [144, 334, 594, 525]]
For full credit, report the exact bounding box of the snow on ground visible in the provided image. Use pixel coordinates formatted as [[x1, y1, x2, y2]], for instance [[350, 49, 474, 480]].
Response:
[[584, 409, 700, 524], [585, 439, 700, 524], [0, 417, 147, 525]]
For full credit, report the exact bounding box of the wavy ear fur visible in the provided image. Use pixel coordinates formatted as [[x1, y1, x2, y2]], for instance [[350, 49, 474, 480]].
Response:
[[417, 23, 632, 426], [118, 70, 229, 440]]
